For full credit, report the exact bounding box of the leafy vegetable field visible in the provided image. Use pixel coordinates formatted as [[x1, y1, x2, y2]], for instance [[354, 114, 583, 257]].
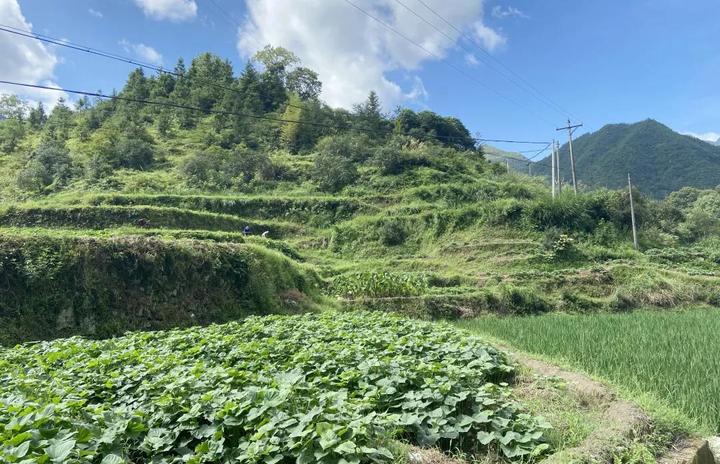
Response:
[[459, 308, 720, 433], [0, 312, 550, 463]]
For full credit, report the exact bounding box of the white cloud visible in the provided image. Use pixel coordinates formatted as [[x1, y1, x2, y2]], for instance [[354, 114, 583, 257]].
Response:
[[120, 39, 164, 66], [404, 75, 428, 101], [472, 21, 506, 51], [88, 8, 103, 18], [0, 0, 67, 108], [465, 53, 480, 67], [237, 0, 503, 109], [491, 5, 529, 19], [133, 0, 197, 22], [683, 131, 720, 143]]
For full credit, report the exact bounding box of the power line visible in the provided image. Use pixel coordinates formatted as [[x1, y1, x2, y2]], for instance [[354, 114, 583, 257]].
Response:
[[342, 0, 557, 126], [413, 0, 581, 122], [0, 23, 309, 113], [0, 79, 501, 148], [204, 0, 243, 29], [476, 138, 549, 145], [2, 80, 561, 181]]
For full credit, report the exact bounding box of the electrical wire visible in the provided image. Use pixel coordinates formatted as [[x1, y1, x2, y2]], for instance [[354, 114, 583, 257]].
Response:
[[0, 23, 310, 113], [413, 0, 581, 122], [342, 0, 557, 126]]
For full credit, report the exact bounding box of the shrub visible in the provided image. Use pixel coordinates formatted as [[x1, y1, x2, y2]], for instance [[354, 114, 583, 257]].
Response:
[[315, 133, 372, 162], [541, 228, 580, 262], [373, 145, 407, 175], [181, 147, 271, 189], [16, 142, 75, 193], [495, 284, 552, 315], [115, 137, 154, 169], [379, 218, 408, 246], [312, 151, 358, 192]]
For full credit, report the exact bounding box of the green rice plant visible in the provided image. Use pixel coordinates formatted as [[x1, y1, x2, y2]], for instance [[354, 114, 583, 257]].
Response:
[[0, 312, 551, 463], [458, 308, 720, 433]]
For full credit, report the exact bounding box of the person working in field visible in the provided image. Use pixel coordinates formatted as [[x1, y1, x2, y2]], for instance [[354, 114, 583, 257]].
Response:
[[243, 225, 251, 236]]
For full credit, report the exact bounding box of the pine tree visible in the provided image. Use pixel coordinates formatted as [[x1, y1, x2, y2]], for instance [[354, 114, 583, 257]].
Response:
[[28, 102, 47, 130]]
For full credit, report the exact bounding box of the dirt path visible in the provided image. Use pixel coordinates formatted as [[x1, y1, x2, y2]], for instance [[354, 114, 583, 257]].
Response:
[[500, 347, 715, 464]]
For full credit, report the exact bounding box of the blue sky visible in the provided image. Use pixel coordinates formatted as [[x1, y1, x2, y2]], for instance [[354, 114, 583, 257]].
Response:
[[3, 0, 720, 152]]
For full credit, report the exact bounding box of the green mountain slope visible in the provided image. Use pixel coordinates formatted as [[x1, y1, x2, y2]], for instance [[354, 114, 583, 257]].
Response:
[[482, 145, 530, 173], [540, 119, 720, 197]]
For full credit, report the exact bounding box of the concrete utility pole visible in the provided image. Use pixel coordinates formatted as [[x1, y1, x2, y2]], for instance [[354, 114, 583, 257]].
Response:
[[556, 119, 583, 195], [551, 140, 556, 199], [506, 159, 510, 173], [628, 173, 639, 250], [555, 140, 562, 194]]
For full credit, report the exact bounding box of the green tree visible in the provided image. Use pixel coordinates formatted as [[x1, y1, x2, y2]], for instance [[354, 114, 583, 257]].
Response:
[[171, 58, 195, 128], [28, 102, 47, 129], [42, 98, 75, 142], [187, 53, 234, 111], [0, 94, 28, 120], [312, 136, 360, 192], [16, 142, 75, 192], [353, 91, 388, 139], [253, 45, 300, 74], [394, 109, 475, 150], [287, 67, 321, 101]]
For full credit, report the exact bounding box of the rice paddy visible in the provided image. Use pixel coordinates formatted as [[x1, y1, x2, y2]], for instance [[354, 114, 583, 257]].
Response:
[[458, 308, 720, 433]]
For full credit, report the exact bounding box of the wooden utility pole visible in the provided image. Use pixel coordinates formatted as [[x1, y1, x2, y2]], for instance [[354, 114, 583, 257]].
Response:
[[551, 140, 556, 199], [556, 119, 583, 195], [628, 173, 639, 250]]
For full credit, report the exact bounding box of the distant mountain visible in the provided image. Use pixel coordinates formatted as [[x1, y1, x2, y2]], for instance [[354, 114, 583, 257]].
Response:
[[483, 146, 531, 173], [539, 119, 720, 197], [712, 138, 720, 147]]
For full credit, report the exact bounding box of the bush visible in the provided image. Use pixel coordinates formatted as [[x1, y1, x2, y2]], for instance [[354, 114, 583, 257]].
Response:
[[312, 151, 358, 192], [379, 218, 408, 246], [373, 146, 407, 175], [495, 284, 552, 315], [541, 228, 580, 262], [315, 133, 372, 162], [115, 137, 154, 169], [16, 142, 76, 193], [182, 146, 271, 189]]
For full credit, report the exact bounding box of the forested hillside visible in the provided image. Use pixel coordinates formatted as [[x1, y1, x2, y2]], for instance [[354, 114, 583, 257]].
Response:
[[0, 46, 477, 201], [2, 47, 720, 343], [539, 119, 720, 197]]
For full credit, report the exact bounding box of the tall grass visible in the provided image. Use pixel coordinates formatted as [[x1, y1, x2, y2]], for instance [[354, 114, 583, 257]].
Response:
[[458, 309, 720, 433]]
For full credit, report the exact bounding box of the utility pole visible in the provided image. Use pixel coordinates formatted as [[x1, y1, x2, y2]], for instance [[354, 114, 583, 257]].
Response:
[[506, 159, 510, 173], [551, 140, 556, 199], [528, 162, 532, 176], [556, 119, 583, 195], [628, 173, 639, 250], [555, 140, 562, 194]]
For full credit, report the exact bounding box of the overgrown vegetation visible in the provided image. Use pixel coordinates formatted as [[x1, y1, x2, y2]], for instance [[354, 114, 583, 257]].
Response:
[[0, 233, 319, 345]]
